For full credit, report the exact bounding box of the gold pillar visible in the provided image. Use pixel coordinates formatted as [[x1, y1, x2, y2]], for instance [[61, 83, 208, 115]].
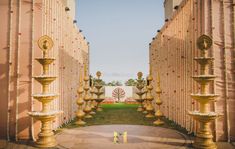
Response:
[[75, 71, 86, 125], [83, 65, 92, 119], [94, 71, 105, 111], [142, 85, 148, 114], [90, 77, 96, 115], [153, 73, 164, 125], [188, 35, 222, 149], [145, 66, 154, 118], [28, 35, 62, 148], [135, 72, 146, 112]]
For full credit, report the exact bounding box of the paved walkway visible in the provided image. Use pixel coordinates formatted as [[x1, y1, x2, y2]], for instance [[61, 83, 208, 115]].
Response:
[[56, 125, 192, 149], [0, 125, 234, 149]]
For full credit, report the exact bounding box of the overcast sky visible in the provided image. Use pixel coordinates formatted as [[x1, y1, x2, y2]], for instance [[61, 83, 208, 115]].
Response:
[[76, 0, 164, 84]]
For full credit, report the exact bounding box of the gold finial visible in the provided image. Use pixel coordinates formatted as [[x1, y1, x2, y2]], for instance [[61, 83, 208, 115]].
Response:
[[38, 35, 54, 51], [96, 71, 101, 78], [137, 72, 143, 79], [197, 34, 212, 50]]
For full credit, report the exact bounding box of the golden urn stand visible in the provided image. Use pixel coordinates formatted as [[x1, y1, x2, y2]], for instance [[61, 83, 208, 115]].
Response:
[[188, 35, 222, 149], [28, 35, 62, 148]]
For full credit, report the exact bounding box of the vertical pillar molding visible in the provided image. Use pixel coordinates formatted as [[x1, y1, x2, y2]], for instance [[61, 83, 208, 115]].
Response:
[[232, 0, 235, 142], [7, 0, 13, 141], [207, 0, 218, 141], [15, 0, 22, 141], [30, 0, 35, 141], [221, 0, 231, 142]]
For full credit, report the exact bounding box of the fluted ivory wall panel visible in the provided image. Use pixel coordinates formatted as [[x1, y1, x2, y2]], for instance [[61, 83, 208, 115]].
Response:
[[0, 0, 89, 140], [150, 0, 235, 142]]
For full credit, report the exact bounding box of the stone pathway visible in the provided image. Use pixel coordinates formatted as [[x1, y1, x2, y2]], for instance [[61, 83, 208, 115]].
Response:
[[56, 125, 192, 149], [0, 125, 234, 148]]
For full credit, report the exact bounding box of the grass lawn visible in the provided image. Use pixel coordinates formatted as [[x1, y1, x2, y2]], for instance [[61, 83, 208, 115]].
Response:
[[86, 103, 154, 125], [58, 103, 192, 136]]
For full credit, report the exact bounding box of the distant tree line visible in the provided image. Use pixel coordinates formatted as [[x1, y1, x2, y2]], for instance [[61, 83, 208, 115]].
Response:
[[92, 78, 142, 86], [124, 79, 137, 86], [124, 78, 146, 86], [106, 80, 123, 86]]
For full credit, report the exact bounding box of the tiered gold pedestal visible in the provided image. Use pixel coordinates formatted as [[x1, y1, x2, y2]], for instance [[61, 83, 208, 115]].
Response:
[[75, 72, 86, 125], [145, 71, 154, 118], [153, 73, 164, 125], [135, 72, 146, 112], [188, 35, 221, 149], [90, 79, 96, 115], [142, 86, 148, 114], [83, 65, 92, 119], [28, 35, 62, 148], [94, 71, 105, 112]]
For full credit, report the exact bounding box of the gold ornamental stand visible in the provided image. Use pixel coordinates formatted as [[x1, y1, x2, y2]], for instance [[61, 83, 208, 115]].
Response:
[[145, 68, 155, 118], [28, 35, 62, 148], [75, 72, 86, 125], [135, 72, 146, 112], [90, 78, 96, 115], [142, 84, 148, 114], [153, 73, 164, 125], [94, 71, 105, 111], [188, 35, 222, 149], [83, 65, 92, 119]]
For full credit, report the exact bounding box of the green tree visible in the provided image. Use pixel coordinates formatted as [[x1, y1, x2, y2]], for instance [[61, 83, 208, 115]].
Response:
[[125, 79, 137, 86], [115, 81, 122, 86], [93, 78, 106, 86], [100, 80, 106, 86], [106, 81, 123, 86]]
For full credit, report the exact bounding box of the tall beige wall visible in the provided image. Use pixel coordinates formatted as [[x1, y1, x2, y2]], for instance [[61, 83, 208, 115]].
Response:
[[151, 0, 235, 142], [164, 0, 183, 19], [0, 0, 89, 140], [61, 0, 76, 19], [0, 0, 11, 139]]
